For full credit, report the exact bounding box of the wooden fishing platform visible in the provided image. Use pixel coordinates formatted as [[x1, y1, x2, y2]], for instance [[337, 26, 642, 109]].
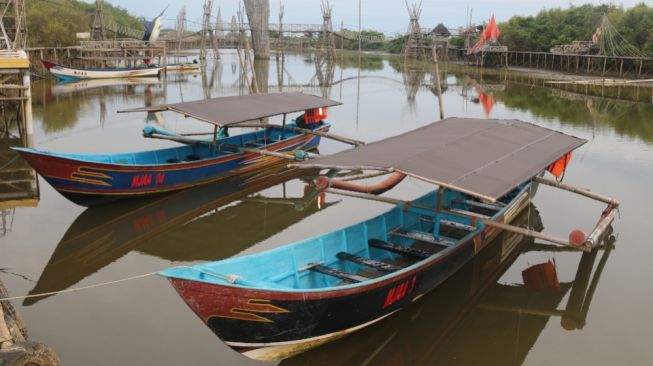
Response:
[[454, 47, 653, 79]]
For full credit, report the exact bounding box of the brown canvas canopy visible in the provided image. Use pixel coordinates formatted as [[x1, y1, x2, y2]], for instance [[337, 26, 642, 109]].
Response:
[[118, 92, 342, 127], [300, 118, 587, 202]]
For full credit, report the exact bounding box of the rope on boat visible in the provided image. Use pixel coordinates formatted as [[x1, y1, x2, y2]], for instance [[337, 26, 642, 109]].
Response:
[[0, 271, 164, 302], [0, 265, 245, 302]]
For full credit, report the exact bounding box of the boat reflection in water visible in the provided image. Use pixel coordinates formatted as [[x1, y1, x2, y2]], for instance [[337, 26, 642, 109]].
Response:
[[25, 162, 335, 305], [283, 206, 615, 366]]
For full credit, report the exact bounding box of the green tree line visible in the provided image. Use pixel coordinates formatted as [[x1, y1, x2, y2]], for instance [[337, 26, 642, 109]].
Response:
[[26, 0, 143, 47], [499, 3, 653, 56]]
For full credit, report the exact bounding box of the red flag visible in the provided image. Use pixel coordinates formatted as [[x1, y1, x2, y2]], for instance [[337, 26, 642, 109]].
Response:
[[468, 14, 501, 54], [478, 92, 496, 117], [547, 152, 572, 178], [483, 15, 500, 41]]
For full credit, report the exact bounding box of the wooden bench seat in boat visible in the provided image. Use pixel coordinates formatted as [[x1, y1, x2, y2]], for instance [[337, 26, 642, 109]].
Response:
[[369, 239, 432, 259], [418, 216, 478, 240], [448, 208, 491, 219], [336, 252, 402, 273], [309, 264, 370, 283], [390, 228, 455, 247], [454, 199, 505, 211], [440, 219, 477, 232]]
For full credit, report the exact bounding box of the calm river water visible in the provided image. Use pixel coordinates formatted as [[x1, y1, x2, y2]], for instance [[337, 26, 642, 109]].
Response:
[[1, 50, 652, 365]]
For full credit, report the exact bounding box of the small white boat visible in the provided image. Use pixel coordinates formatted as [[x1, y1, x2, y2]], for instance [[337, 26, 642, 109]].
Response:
[[41, 60, 161, 81]]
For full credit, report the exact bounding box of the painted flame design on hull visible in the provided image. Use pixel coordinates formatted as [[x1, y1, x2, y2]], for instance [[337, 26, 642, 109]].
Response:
[[208, 299, 290, 323]]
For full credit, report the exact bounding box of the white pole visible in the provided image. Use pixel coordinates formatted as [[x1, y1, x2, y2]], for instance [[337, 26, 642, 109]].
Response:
[[358, 0, 362, 52], [22, 70, 33, 147]]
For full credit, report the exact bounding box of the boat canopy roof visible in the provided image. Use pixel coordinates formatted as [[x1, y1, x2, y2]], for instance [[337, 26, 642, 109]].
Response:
[[118, 92, 342, 127], [300, 118, 587, 202]]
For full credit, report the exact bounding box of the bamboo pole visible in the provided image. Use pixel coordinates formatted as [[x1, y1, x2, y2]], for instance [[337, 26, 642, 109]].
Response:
[[323, 187, 590, 252], [431, 46, 445, 120], [145, 134, 298, 161], [244, 36, 259, 93], [236, 42, 253, 93], [232, 123, 366, 146], [181, 124, 365, 146], [221, 143, 297, 160], [585, 207, 619, 249], [533, 176, 620, 206]]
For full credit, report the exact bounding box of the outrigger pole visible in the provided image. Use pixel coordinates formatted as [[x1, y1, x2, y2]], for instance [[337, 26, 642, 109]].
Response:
[[320, 179, 618, 253], [230, 123, 366, 147], [143, 132, 300, 161], [182, 123, 366, 147]]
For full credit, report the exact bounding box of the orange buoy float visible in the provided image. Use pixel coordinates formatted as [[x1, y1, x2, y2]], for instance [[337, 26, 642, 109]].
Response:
[[569, 229, 587, 247]]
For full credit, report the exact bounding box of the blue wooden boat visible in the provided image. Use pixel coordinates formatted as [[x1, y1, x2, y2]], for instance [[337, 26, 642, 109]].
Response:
[[14, 93, 344, 206], [161, 118, 619, 361]]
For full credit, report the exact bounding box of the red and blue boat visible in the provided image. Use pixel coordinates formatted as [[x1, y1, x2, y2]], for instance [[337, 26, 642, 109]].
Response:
[[160, 118, 619, 361], [14, 93, 343, 206]]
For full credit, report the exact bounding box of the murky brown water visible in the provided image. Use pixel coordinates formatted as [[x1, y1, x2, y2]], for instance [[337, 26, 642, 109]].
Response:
[[1, 50, 652, 365]]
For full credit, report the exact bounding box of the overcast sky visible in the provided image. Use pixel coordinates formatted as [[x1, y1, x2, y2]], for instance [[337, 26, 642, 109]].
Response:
[[89, 0, 647, 34]]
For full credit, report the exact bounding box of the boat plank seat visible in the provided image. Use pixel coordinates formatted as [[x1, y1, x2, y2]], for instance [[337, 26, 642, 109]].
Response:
[[309, 265, 370, 283], [369, 239, 432, 259], [336, 252, 402, 273], [455, 199, 505, 211], [449, 208, 491, 219], [440, 219, 477, 232], [246, 141, 266, 147], [390, 229, 455, 247]]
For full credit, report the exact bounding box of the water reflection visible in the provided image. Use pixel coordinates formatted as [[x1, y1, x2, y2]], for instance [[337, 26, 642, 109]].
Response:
[[283, 206, 615, 366], [456, 67, 653, 142], [466, 76, 499, 117], [0, 138, 39, 237], [9, 51, 643, 365], [31, 78, 164, 133], [25, 164, 335, 306]]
